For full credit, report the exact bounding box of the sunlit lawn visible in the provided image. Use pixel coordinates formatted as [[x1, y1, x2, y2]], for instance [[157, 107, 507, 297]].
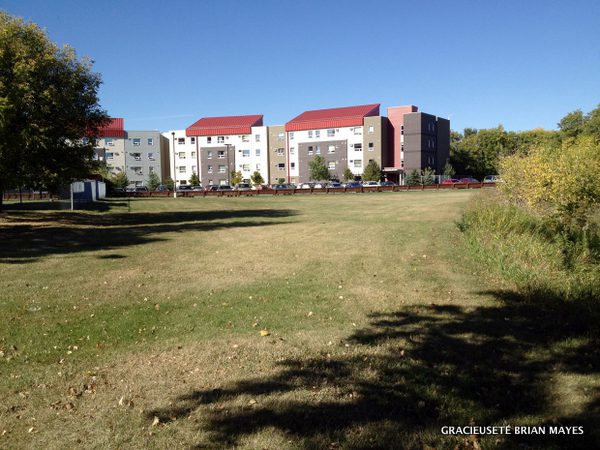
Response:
[[0, 192, 597, 449]]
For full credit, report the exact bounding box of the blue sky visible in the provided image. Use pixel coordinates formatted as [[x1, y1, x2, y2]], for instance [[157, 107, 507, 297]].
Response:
[[3, 0, 599, 132]]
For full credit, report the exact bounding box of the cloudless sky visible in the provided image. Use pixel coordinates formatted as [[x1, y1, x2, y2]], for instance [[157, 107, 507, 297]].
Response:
[[3, 0, 600, 132]]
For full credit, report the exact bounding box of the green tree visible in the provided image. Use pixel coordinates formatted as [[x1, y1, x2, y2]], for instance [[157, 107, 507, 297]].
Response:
[[189, 172, 200, 186], [558, 109, 586, 140], [250, 171, 264, 186], [406, 169, 421, 186], [343, 167, 354, 182], [422, 167, 435, 185], [308, 155, 330, 181], [111, 172, 129, 190], [277, 178, 285, 184], [362, 160, 381, 182], [230, 170, 242, 186], [442, 162, 456, 178], [0, 12, 108, 210], [163, 176, 175, 191], [147, 172, 161, 191]]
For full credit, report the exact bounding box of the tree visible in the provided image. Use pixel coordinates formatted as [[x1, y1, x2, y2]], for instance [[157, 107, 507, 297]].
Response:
[[422, 167, 435, 185], [230, 170, 242, 186], [308, 156, 330, 181], [189, 172, 200, 186], [163, 177, 175, 191], [147, 172, 161, 191], [0, 12, 108, 210], [250, 171, 264, 186], [558, 110, 586, 140], [111, 172, 129, 190], [343, 167, 354, 182], [277, 178, 285, 184], [362, 160, 381, 182], [406, 169, 421, 186], [442, 162, 456, 178]]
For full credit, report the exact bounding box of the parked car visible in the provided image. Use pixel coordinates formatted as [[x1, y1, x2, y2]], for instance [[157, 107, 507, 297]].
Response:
[[177, 185, 193, 191], [441, 178, 461, 184], [133, 186, 148, 193], [314, 182, 327, 188], [362, 181, 379, 187], [344, 181, 363, 188], [483, 175, 500, 183], [380, 181, 397, 186], [328, 182, 343, 189], [154, 185, 171, 192], [234, 183, 252, 191], [458, 177, 480, 183], [204, 185, 219, 192], [298, 183, 315, 189], [190, 185, 203, 191], [273, 183, 293, 190], [216, 185, 233, 191]]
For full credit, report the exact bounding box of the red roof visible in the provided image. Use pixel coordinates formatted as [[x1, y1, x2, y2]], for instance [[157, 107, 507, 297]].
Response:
[[98, 118, 126, 138], [186, 114, 263, 137], [285, 104, 380, 132]]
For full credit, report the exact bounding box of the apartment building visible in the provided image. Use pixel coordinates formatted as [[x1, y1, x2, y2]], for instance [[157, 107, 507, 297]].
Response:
[[267, 125, 287, 184], [161, 131, 199, 186], [183, 115, 269, 186], [285, 104, 389, 184], [95, 119, 169, 187]]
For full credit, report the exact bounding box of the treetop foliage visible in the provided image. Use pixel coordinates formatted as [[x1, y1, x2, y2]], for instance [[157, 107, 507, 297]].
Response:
[[308, 155, 330, 181]]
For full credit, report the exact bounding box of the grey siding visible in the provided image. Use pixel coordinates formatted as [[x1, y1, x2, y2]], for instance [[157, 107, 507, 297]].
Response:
[[124, 131, 164, 187], [199, 145, 236, 185], [297, 140, 347, 182], [363, 116, 389, 169]]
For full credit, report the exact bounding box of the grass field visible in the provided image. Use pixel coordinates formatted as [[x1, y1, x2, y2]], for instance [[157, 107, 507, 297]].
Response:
[[0, 192, 598, 449]]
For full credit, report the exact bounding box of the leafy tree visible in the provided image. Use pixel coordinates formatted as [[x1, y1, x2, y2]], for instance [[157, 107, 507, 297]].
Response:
[[111, 172, 129, 189], [583, 104, 600, 141], [163, 176, 175, 191], [406, 169, 421, 186], [362, 160, 381, 182], [0, 12, 108, 210], [147, 172, 161, 191], [189, 172, 200, 186], [250, 171, 264, 186], [308, 155, 330, 181], [558, 109, 586, 140], [230, 170, 242, 186], [343, 167, 354, 182], [442, 162, 456, 178], [422, 167, 435, 185]]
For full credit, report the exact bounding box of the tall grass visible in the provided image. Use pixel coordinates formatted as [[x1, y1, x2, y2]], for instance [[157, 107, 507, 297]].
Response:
[[459, 192, 600, 301]]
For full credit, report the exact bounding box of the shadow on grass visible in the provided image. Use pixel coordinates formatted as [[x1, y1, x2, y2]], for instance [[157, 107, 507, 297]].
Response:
[[0, 208, 297, 263], [148, 291, 600, 449], [2, 199, 123, 212]]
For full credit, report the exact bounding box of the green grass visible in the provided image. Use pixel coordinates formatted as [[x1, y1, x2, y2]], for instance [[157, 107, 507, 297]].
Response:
[[1, 192, 598, 449]]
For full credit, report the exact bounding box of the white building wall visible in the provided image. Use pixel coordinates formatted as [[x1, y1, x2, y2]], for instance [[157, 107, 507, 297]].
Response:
[[162, 130, 199, 187]]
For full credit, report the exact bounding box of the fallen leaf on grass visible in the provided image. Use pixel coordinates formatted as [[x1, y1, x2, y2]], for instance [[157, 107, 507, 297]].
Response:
[[259, 330, 270, 337], [152, 416, 160, 427]]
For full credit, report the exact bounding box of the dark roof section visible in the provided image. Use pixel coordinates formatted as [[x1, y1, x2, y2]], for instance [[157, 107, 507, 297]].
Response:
[[186, 115, 264, 137], [97, 118, 126, 138], [285, 104, 380, 132]]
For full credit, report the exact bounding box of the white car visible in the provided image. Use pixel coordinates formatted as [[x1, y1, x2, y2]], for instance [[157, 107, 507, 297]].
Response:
[[362, 181, 379, 187]]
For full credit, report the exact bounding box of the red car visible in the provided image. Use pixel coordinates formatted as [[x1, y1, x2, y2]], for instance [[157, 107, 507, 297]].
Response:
[[441, 178, 461, 184]]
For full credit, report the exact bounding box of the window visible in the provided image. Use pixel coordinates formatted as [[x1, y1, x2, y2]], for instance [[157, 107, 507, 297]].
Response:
[[218, 165, 226, 173], [354, 159, 362, 168], [277, 163, 285, 171], [354, 143, 362, 151], [208, 179, 213, 185], [328, 145, 335, 154], [327, 129, 335, 137], [132, 138, 141, 146], [242, 164, 250, 171], [277, 132, 285, 141], [179, 180, 187, 185], [178, 152, 186, 159], [148, 152, 155, 160], [401, 125, 404, 135], [191, 137, 196, 144], [106, 152, 114, 159], [207, 150, 213, 159], [276, 148, 284, 156], [255, 148, 261, 157], [207, 137, 212, 144], [218, 150, 225, 159], [242, 149, 250, 157], [368, 126, 374, 133], [178, 138, 185, 145], [289, 147, 295, 155], [354, 127, 362, 136], [308, 146, 313, 155], [256, 163, 261, 170], [148, 137, 154, 146], [315, 145, 321, 155], [131, 166, 143, 175], [328, 161, 336, 170], [133, 153, 141, 160], [149, 166, 155, 174], [368, 143, 374, 151], [255, 134, 260, 142], [191, 151, 196, 158], [217, 136, 224, 143], [192, 165, 197, 173], [290, 162, 295, 169], [308, 130, 313, 138], [315, 130, 320, 138], [179, 166, 186, 173], [105, 138, 114, 146], [289, 132, 294, 140], [242, 135, 250, 142], [207, 165, 213, 173]]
